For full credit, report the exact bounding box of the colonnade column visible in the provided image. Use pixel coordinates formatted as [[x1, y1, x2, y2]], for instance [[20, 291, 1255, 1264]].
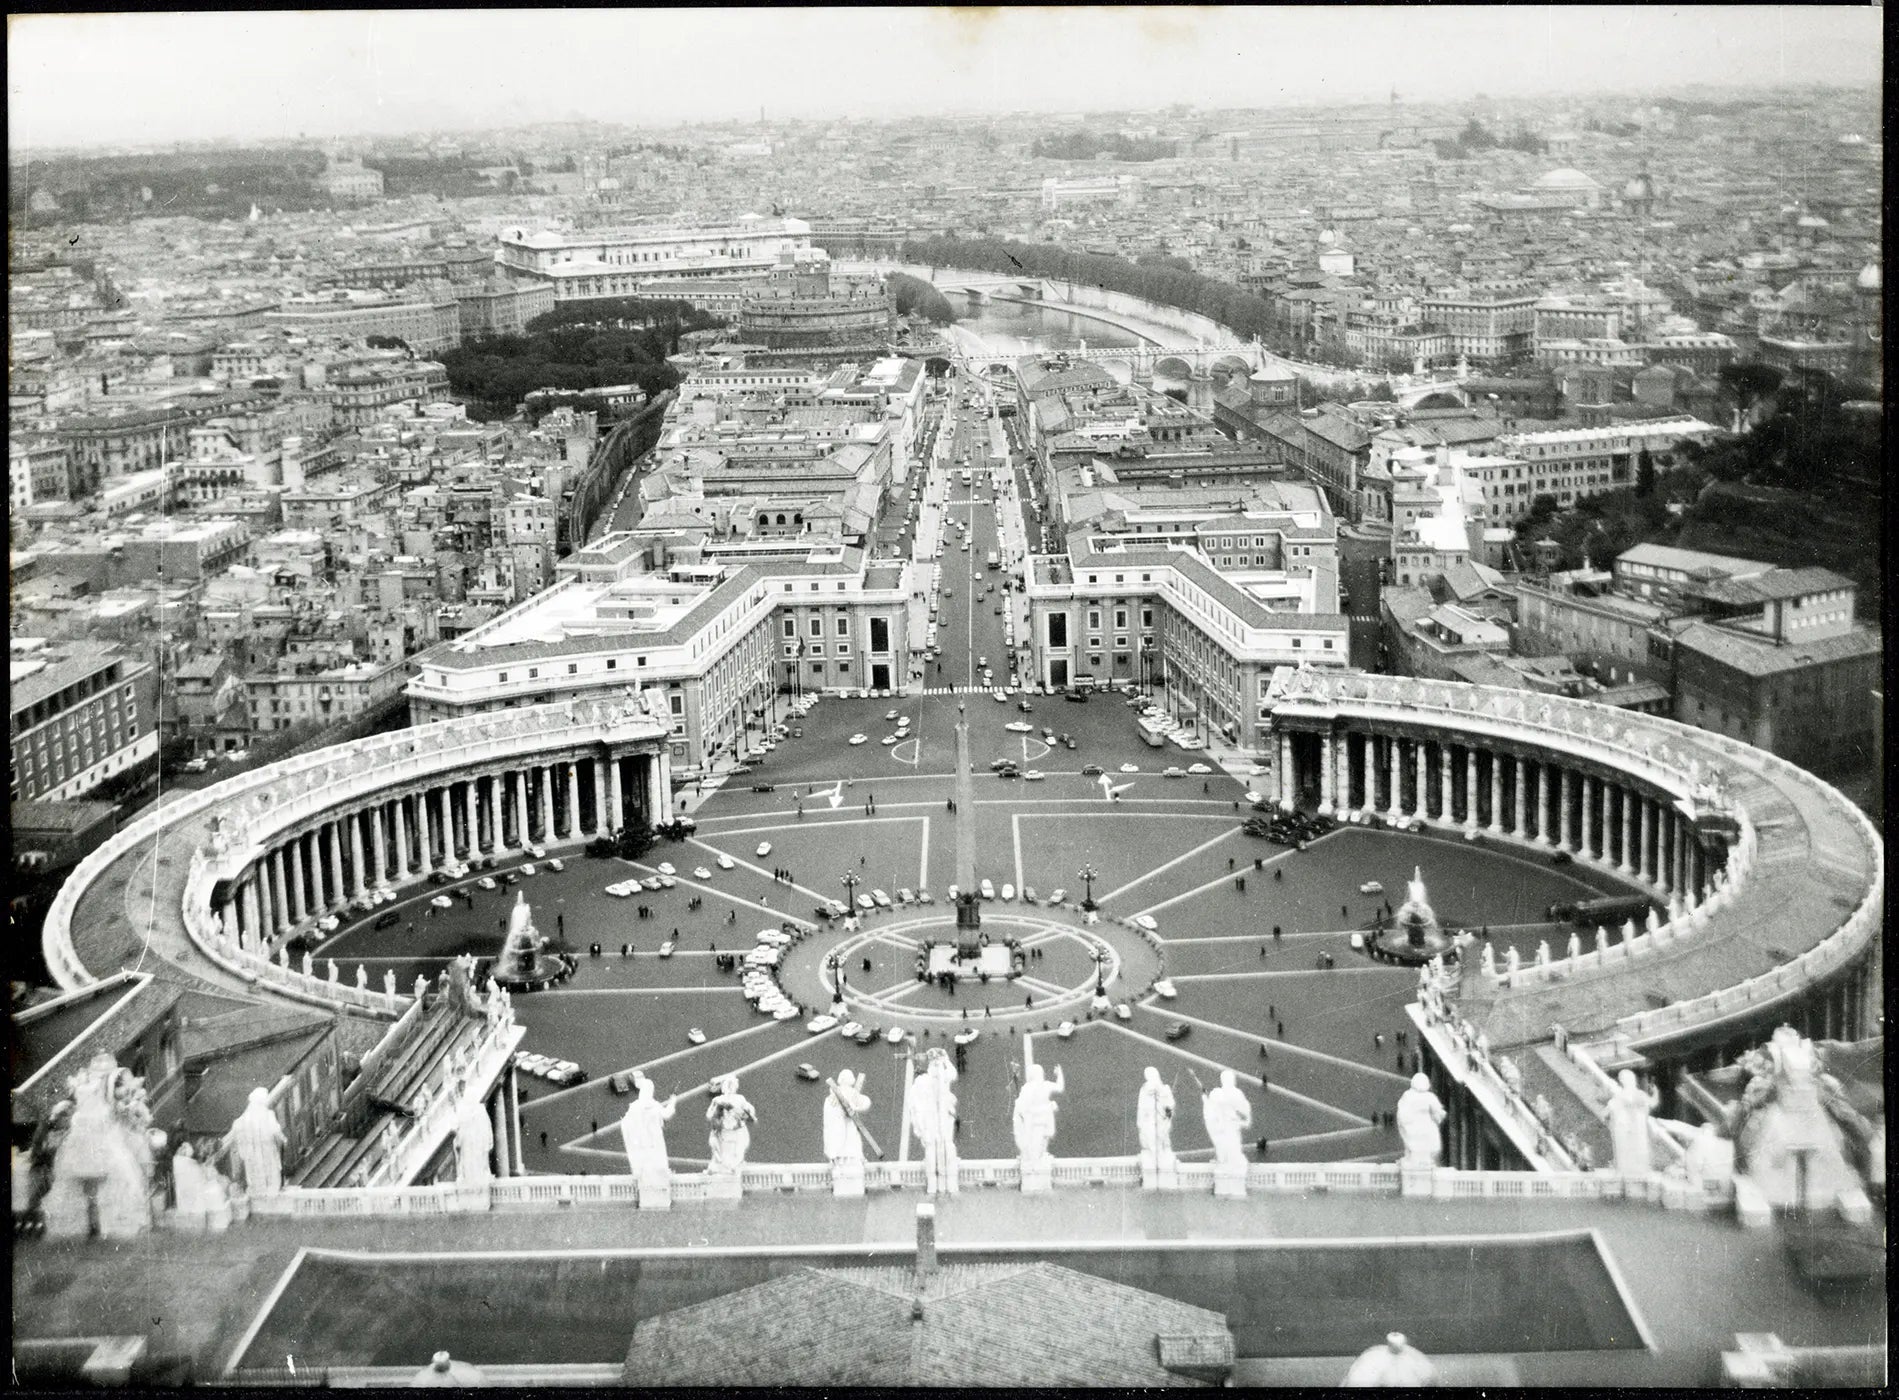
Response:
[[1619, 789, 1636, 875], [349, 814, 368, 898], [1438, 745, 1453, 823], [1465, 748, 1480, 833], [393, 797, 411, 878], [370, 804, 388, 887], [286, 838, 307, 924], [1488, 753, 1504, 834], [539, 768, 556, 843], [511, 771, 528, 849], [491, 1090, 512, 1181], [1512, 757, 1528, 839], [436, 787, 454, 865], [1414, 742, 1428, 820], [240, 879, 262, 947], [1318, 733, 1336, 813], [262, 855, 282, 940], [488, 777, 504, 856], [1387, 739, 1403, 822], [462, 782, 479, 860], [416, 792, 435, 876], [608, 758, 625, 834], [1639, 800, 1656, 885], [593, 758, 609, 833], [1358, 735, 1374, 814], [566, 763, 582, 839], [1558, 769, 1575, 851], [1276, 733, 1293, 810], [1581, 775, 1598, 861], [327, 822, 346, 910]]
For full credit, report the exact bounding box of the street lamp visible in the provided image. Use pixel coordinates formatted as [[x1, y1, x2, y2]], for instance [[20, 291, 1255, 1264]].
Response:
[[1089, 943, 1109, 994], [841, 870, 861, 915], [1078, 861, 1099, 912]]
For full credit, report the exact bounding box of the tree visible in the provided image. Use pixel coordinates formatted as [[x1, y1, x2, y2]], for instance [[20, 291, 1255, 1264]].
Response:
[[1635, 448, 1657, 497]]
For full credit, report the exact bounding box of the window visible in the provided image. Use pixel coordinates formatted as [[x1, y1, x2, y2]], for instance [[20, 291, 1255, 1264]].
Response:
[[836, 617, 849, 637], [808, 617, 823, 638], [783, 618, 795, 638], [1088, 610, 1101, 630]]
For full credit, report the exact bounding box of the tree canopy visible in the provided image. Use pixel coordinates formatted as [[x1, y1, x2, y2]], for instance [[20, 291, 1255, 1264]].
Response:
[[886, 272, 957, 324]]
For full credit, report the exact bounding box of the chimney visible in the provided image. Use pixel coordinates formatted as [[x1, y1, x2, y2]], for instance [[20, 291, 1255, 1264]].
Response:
[[914, 1201, 938, 1285]]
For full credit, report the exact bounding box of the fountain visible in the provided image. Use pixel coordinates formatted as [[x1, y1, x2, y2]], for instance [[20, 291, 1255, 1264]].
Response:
[[1369, 866, 1458, 966], [490, 890, 573, 991]]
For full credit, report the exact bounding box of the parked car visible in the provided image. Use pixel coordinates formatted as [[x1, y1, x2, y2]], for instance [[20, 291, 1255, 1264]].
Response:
[[687, 1028, 707, 1044], [1164, 1021, 1191, 1041]]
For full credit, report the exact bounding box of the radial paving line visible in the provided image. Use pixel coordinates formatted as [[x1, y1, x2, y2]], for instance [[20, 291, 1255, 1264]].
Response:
[[1097, 824, 1249, 905], [1144, 1002, 1410, 1086], [536, 985, 737, 997], [522, 1017, 782, 1112], [1094, 1018, 1369, 1125]]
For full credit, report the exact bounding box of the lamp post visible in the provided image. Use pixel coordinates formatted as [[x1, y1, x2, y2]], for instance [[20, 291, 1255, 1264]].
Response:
[[841, 870, 861, 918], [1078, 861, 1099, 912], [826, 950, 844, 1005], [1089, 943, 1109, 995]]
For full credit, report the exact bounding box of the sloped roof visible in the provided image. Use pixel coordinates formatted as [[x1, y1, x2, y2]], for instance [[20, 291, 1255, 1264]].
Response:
[[626, 1262, 1225, 1387]]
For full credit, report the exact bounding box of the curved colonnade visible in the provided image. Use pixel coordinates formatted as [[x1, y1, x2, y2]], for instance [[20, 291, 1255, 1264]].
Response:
[[1265, 669, 1883, 1069], [43, 697, 676, 1015], [44, 676, 1881, 1085]]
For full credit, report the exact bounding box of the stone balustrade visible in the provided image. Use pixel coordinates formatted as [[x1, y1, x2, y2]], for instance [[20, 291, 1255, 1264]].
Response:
[[239, 1154, 1730, 1220]]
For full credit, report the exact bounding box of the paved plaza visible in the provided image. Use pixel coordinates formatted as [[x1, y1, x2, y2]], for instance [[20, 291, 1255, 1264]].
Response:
[[316, 692, 1639, 1174]]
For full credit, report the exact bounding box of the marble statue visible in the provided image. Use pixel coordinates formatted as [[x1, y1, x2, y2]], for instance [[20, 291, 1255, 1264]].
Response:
[[1606, 1071, 1659, 1177], [1395, 1074, 1447, 1168], [1594, 926, 1609, 955], [1503, 946, 1521, 980], [170, 1142, 232, 1229], [1200, 1070, 1252, 1170], [1535, 940, 1551, 967], [823, 1070, 871, 1166], [1011, 1062, 1065, 1167], [908, 1048, 960, 1194], [409, 1351, 487, 1387], [619, 1074, 677, 1188], [1726, 1026, 1868, 1210], [1620, 918, 1638, 947], [1567, 930, 1583, 961], [1532, 1093, 1554, 1126], [1480, 943, 1497, 979], [415, 975, 431, 1001], [326, 959, 339, 983], [355, 964, 368, 992], [1342, 1331, 1438, 1387], [41, 1053, 164, 1239], [1497, 1057, 1523, 1094], [301, 951, 314, 978], [705, 1075, 757, 1174], [384, 970, 398, 998], [1137, 1067, 1177, 1172], [227, 1087, 287, 1196], [453, 1086, 495, 1186]]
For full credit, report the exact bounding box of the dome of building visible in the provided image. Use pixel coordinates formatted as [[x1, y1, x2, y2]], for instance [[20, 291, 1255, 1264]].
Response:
[[1532, 168, 1602, 192], [1857, 263, 1880, 292]]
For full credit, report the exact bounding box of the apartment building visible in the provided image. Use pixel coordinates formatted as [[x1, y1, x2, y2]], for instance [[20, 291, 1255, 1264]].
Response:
[[9, 640, 160, 802]]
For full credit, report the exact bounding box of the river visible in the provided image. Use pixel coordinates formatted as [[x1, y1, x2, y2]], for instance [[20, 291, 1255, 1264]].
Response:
[[947, 297, 1148, 360]]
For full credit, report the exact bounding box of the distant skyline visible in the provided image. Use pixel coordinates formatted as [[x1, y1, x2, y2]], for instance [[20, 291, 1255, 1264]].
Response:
[[8, 7, 1884, 152]]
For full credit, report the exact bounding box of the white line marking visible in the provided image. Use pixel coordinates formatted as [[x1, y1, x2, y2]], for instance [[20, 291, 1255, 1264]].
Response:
[[1097, 825, 1246, 905], [1143, 1002, 1410, 1086], [523, 1017, 784, 1111], [1092, 1017, 1367, 1126]]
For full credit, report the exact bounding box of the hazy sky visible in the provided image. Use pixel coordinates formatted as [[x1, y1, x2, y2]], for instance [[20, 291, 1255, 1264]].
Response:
[[9, 7, 1884, 150]]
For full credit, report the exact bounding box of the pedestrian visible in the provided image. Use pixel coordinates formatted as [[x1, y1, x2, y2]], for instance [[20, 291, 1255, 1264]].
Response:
[[1259, 1042, 1269, 1059], [1274, 869, 1283, 882], [1272, 925, 1281, 939], [1373, 1032, 1384, 1048], [1237, 877, 1246, 893], [1203, 781, 1210, 794], [1277, 1020, 1286, 1037], [1228, 856, 1236, 871], [590, 1120, 598, 1137], [1342, 904, 1350, 918], [540, 1131, 548, 1149], [1233, 799, 1240, 810], [1254, 857, 1263, 871], [1260, 944, 1267, 957]]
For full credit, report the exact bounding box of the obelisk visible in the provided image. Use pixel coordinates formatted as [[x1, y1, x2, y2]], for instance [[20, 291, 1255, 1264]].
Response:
[[954, 702, 980, 932]]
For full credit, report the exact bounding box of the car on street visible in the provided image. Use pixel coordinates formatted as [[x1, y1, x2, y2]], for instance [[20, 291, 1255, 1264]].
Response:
[[806, 1015, 838, 1035], [1120, 763, 1140, 774], [1164, 1021, 1191, 1041], [658, 941, 675, 958], [658, 862, 676, 876], [871, 889, 892, 908], [1133, 914, 1159, 931], [881, 734, 899, 745], [1163, 767, 1185, 779], [979, 879, 995, 900], [856, 894, 876, 911], [849, 733, 868, 746], [477, 876, 498, 891], [885, 1026, 907, 1044], [1049, 888, 1066, 904], [693, 867, 713, 880], [953, 1027, 980, 1046], [885, 709, 900, 721], [1081, 764, 1104, 776], [838, 1021, 865, 1039], [519, 863, 538, 877], [996, 767, 1019, 779], [1153, 978, 1177, 998], [641, 876, 664, 891], [1360, 880, 1384, 895], [1187, 763, 1212, 775], [796, 1062, 821, 1080], [1004, 720, 1033, 733], [687, 1027, 707, 1044], [717, 853, 736, 870], [1056, 1021, 1076, 1038], [1114, 1003, 1132, 1021], [772, 1005, 800, 1021], [1022, 770, 1045, 782]]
